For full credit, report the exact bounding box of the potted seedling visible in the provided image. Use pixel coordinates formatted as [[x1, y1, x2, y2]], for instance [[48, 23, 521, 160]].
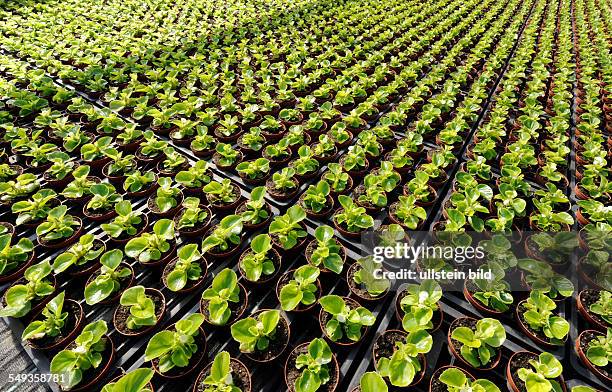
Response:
[[269, 205, 308, 251], [61, 166, 99, 204], [518, 258, 574, 300], [200, 268, 248, 326], [36, 205, 82, 249], [231, 309, 290, 362], [193, 351, 251, 392], [323, 163, 353, 197], [101, 200, 148, 245], [0, 261, 55, 318], [299, 180, 334, 218], [102, 149, 136, 185], [374, 329, 432, 387], [174, 197, 212, 237], [289, 145, 320, 180], [333, 195, 375, 238], [157, 147, 189, 176], [80, 136, 113, 170], [277, 265, 322, 312], [124, 171, 157, 198], [463, 261, 514, 315], [83, 183, 122, 221], [101, 368, 154, 392], [213, 143, 242, 171], [389, 195, 427, 229], [448, 317, 506, 370], [395, 280, 443, 332], [136, 131, 167, 164], [350, 372, 387, 392], [204, 179, 242, 211], [144, 313, 207, 379], [318, 294, 375, 345], [84, 249, 134, 305], [113, 285, 166, 337], [506, 351, 566, 392], [190, 126, 215, 157], [236, 186, 272, 230], [577, 289, 612, 331], [575, 328, 612, 383], [50, 320, 114, 392], [148, 177, 184, 217], [348, 256, 391, 302], [267, 167, 300, 201], [0, 173, 40, 205], [201, 214, 244, 258], [0, 231, 35, 283], [239, 126, 266, 156], [516, 291, 570, 346], [52, 233, 105, 276], [284, 338, 339, 392], [263, 138, 292, 166], [238, 234, 280, 285], [431, 367, 500, 392], [340, 145, 369, 178], [44, 152, 76, 188], [163, 244, 207, 293], [175, 160, 212, 196], [125, 218, 176, 267], [21, 291, 84, 351], [305, 225, 345, 274]]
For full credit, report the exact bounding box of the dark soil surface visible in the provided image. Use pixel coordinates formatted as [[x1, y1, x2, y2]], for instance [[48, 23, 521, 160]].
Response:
[[372, 330, 406, 363], [509, 352, 539, 392], [195, 359, 250, 392], [580, 289, 610, 327]]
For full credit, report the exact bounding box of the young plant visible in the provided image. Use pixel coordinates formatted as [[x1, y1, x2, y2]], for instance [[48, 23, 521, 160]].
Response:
[[471, 262, 514, 312], [352, 256, 391, 297], [215, 143, 239, 166], [155, 177, 181, 213], [301, 181, 331, 213], [294, 338, 333, 392], [36, 205, 80, 242], [0, 261, 54, 317], [86, 183, 122, 213], [323, 163, 350, 193], [319, 294, 375, 342], [451, 318, 506, 367], [201, 215, 243, 254], [84, 249, 131, 305], [309, 225, 343, 274], [101, 200, 144, 239], [124, 171, 155, 193], [125, 219, 175, 263], [231, 309, 281, 353], [105, 149, 136, 176], [237, 158, 270, 180], [399, 280, 442, 332], [175, 160, 212, 189], [21, 291, 68, 341], [201, 268, 240, 325], [393, 195, 427, 229], [190, 126, 215, 152], [119, 286, 158, 329], [438, 368, 500, 392], [165, 244, 202, 292], [334, 195, 374, 233], [280, 265, 320, 311], [0, 233, 34, 275], [203, 179, 239, 205], [160, 147, 187, 172], [241, 186, 269, 226], [517, 352, 563, 392], [268, 205, 308, 250], [240, 234, 276, 282], [518, 258, 574, 299], [290, 145, 320, 176], [200, 351, 242, 391], [61, 166, 96, 199], [530, 200, 574, 231], [11, 189, 57, 226], [589, 291, 612, 325], [521, 291, 569, 344], [377, 330, 432, 387], [101, 368, 154, 392], [81, 136, 113, 162], [271, 167, 297, 192], [46, 152, 75, 180], [52, 234, 104, 274], [586, 328, 612, 368], [144, 313, 205, 373], [177, 197, 209, 230], [50, 320, 109, 390]]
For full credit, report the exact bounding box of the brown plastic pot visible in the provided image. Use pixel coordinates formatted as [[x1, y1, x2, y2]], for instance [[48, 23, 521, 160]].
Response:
[[162, 257, 208, 294], [575, 330, 611, 383], [463, 280, 507, 316], [137, 241, 177, 268], [319, 296, 368, 346], [238, 247, 282, 286], [333, 214, 366, 239], [244, 309, 290, 363], [235, 201, 272, 231], [0, 249, 36, 284], [174, 205, 213, 237], [346, 262, 389, 303], [577, 289, 610, 332], [299, 194, 335, 219], [107, 213, 149, 246], [113, 288, 166, 337], [27, 299, 84, 351], [447, 317, 502, 371], [393, 288, 444, 332], [372, 329, 426, 387], [147, 192, 184, 218], [83, 205, 117, 222]]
